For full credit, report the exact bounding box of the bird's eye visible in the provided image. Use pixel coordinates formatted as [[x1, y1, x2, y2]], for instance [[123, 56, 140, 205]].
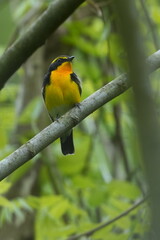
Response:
[[57, 59, 61, 63]]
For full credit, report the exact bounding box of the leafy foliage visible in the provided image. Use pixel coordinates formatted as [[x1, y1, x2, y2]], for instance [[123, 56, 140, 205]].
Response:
[[0, 0, 159, 239]]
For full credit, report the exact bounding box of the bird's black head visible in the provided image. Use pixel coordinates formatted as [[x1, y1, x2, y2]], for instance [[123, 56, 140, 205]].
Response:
[[48, 55, 74, 72]]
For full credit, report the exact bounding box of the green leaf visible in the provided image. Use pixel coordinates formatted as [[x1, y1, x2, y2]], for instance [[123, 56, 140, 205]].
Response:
[[0, 181, 11, 194], [150, 6, 160, 24], [72, 175, 95, 189], [0, 196, 14, 209], [0, 2, 14, 45], [88, 186, 109, 207], [18, 97, 41, 124], [108, 33, 127, 70], [107, 180, 141, 200], [57, 132, 90, 175], [49, 199, 70, 219], [94, 232, 130, 240]]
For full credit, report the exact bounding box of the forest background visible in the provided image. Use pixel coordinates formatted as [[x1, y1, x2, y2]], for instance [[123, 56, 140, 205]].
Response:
[[0, 0, 160, 239]]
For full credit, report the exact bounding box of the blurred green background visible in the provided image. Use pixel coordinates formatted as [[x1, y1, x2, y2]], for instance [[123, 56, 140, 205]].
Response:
[[0, 0, 159, 239]]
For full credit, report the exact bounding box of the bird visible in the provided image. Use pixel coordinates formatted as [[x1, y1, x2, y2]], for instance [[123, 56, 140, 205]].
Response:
[[42, 55, 82, 155]]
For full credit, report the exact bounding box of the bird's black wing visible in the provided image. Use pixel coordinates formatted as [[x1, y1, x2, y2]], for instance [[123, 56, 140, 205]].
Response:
[[70, 72, 82, 95], [42, 72, 51, 100]]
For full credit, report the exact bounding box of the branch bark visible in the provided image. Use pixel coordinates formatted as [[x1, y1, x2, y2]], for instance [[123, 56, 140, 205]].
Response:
[[0, 50, 160, 180], [0, 0, 84, 90]]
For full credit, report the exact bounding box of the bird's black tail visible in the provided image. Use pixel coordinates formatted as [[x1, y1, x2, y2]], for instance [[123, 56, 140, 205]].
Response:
[[60, 130, 74, 155]]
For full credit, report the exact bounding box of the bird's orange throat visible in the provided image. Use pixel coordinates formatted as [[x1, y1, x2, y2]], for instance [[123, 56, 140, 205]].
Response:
[[50, 61, 73, 85], [57, 62, 73, 73]]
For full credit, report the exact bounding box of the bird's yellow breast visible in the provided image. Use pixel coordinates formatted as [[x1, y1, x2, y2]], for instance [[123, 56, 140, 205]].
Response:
[[45, 69, 80, 112]]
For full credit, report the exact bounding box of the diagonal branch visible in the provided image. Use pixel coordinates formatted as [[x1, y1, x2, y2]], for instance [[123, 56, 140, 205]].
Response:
[[66, 197, 147, 240], [0, 0, 85, 90], [0, 50, 160, 180]]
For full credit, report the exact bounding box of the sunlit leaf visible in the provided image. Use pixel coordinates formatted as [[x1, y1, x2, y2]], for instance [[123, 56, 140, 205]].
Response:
[[0, 181, 11, 194]]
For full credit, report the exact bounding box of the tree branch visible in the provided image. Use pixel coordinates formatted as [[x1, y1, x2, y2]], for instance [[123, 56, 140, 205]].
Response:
[[66, 197, 147, 240], [0, 50, 160, 180], [0, 0, 84, 90]]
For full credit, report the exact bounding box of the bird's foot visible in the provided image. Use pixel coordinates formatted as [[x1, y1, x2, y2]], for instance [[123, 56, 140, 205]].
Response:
[[75, 103, 81, 109]]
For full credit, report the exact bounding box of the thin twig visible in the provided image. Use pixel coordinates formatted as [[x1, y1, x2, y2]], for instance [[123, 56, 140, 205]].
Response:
[[113, 104, 131, 180], [67, 197, 147, 240]]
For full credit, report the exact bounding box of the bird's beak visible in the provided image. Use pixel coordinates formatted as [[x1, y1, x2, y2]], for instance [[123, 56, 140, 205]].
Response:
[[68, 56, 75, 62]]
